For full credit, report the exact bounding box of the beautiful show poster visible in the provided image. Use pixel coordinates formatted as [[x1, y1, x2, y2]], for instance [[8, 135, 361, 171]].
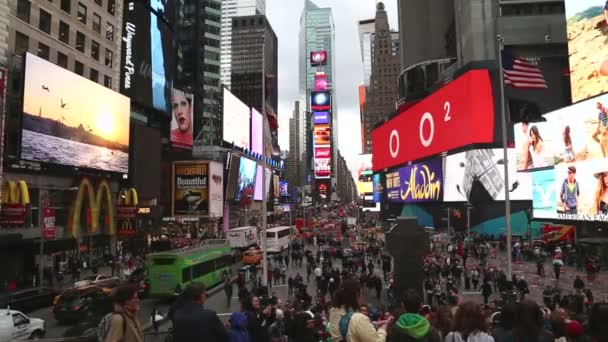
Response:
[[173, 162, 209, 216]]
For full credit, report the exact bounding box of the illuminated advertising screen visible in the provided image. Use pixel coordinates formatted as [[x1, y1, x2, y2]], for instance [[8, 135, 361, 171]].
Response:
[[372, 174, 383, 203], [372, 70, 495, 172], [251, 108, 263, 154], [532, 169, 557, 219], [120, 0, 173, 113], [310, 50, 327, 66], [273, 175, 280, 198], [311, 91, 331, 111], [170, 88, 193, 149], [385, 158, 443, 203], [235, 157, 257, 202], [313, 112, 330, 125], [514, 120, 556, 171], [314, 73, 328, 91], [317, 180, 330, 199], [21, 53, 130, 173], [565, 0, 608, 102], [223, 88, 250, 149], [173, 161, 209, 217], [314, 147, 331, 179], [313, 124, 331, 146], [254, 165, 264, 201], [279, 181, 289, 197], [443, 149, 532, 202]]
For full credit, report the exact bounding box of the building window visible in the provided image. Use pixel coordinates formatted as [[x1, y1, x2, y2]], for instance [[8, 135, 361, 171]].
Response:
[[105, 22, 114, 41], [77, 2, 87, 24], [90, 68, 98, 82], [103, 75, 112, 88], [14, 31, 29, 55], [107, 0, 115, 15], [59, 21, 70, 44], [37, 42, 50, 60], [76, 31, 85, 52], [60, 0, 70, 13], [91, 40, 99, 60], [104, 48, 113, 67], [57, 51, 68, 68], [92, 13, 101, 33], [94, 0, 102, 5], [17, 0, 31, 23], [39, 9, 52, 34], [74, 60, 84, 75]]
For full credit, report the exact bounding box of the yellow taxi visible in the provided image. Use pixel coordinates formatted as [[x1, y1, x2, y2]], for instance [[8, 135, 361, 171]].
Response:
[[242, 248, 263, 265]]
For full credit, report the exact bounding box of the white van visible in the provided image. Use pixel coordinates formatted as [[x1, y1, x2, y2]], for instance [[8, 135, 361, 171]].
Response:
[[227, 226, 258, 249], [0, 309, 45, 341]]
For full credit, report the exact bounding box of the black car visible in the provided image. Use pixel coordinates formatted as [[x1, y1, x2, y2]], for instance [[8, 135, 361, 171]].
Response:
[[0, 287, 59, 312], [53, 285, 112, 324]]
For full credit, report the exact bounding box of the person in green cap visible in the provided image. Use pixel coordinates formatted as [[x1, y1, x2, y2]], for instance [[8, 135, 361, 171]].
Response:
[[389, 290, 442, 342]]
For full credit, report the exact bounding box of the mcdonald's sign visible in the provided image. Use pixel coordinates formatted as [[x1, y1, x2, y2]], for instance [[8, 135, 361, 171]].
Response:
[[68, 178, 115, 237], [117, 188, 138, 237], [1, 180, 29, 226]]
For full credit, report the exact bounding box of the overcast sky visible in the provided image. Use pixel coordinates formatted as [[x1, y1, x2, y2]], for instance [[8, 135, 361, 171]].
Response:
[[267, 0, 398, 173]]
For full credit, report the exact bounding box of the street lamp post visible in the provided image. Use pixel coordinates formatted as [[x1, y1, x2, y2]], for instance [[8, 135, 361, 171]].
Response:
[[261, 43, 269, 296]]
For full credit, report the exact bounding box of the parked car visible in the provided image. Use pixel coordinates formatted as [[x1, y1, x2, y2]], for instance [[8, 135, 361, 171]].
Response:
[[0, 287, 59, 313], [74, 274, 119, 289], [53, 285, 112, 324], [0, 309, 45, 341]]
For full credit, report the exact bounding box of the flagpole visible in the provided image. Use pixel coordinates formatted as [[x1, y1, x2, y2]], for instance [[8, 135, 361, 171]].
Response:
[[497, 35, 513, 281]]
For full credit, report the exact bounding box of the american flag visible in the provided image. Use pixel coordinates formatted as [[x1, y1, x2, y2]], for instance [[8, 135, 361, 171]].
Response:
[[502, 51, 548, 89]]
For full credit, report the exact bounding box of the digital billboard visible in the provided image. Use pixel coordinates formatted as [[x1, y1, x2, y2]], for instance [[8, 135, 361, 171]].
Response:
[[372, 173, 384, 203], [311, 91, 331, 111], [313, 112, 330, 125], [251, 108, 263, 154], [314, 147, 331, 179], [372, 70, 495, 172], [170, 88, 193, 149], [385, 158, 443, 203], [21, 53, 130, 173], [254, 165, 264, 201], [313, 124, 331, 146], [235, 157, 257, 202], [120, 0, 174, 113], [279, 181, 289, 197], [314, 73, 328, 91], [443, 149, 532, 202], [532, 169, 557, 219], [223, 88, 250, 150], [565, 0, 608, 102], [513, 120, 556, 171], [173, 162, 209, 217], [273, 175, 280, 198], [310, 50, 327, 66]]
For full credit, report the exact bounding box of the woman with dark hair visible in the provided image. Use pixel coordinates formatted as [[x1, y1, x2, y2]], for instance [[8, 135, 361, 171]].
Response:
[[445, 302, 493, 342], [563, 126, 575, 162], [512, 300, 553, 342], [429, 305, 453, 339], [589, 303, 608, 342], [490, 303, 516, 342], [329, 279, 391, 342], [105, 284, 143, 342], [529, 125, 548, 168]]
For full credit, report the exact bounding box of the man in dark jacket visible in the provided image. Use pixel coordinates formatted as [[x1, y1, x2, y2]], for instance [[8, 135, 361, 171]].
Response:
[[245, 296, 274, 342], [173, 283, 229, 342]]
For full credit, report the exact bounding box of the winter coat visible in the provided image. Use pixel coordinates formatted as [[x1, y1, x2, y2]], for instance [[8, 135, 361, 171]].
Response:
[[105, 305, 144, 342], [389, 313, 442, 342], [445, 331, 494, 342], [345, 312, 387, 342], [229, 312, 251, 342]]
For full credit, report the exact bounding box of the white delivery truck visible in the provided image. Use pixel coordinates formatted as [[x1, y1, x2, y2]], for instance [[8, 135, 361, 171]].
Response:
[[227, 226, 258, 249]]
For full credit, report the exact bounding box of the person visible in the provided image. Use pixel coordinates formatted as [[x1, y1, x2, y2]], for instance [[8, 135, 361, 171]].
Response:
[[171, 89, 193, 147], [105, 284, 144, 342], [269, 309, 287, 341], [594, 170, 608, 215], [244, 296, 274, 342], [520, 120, 533, 170], [445, 302, 494, 342], [229, 312, 251, 342], [589, 303, 608, 341], [593, 102, 608, 157], [516, 276, 529, 301], [332, 279, 390, 342], [172, 283, 229, 342], [481, 280, 492, 305], [225, 276, 234, 307], [389, 289, 442, 342], [563, 125, 575, 162], [512, 301, 553, 342], [529, 125, 548, 168], [560, 166, 580, 215], [491, 303, 516, 342], [573, 275, 585, 293]]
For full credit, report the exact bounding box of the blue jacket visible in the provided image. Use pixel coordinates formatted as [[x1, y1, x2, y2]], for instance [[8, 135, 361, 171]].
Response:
[[230, 312, 251, 342], [560, 179, 579, 209]]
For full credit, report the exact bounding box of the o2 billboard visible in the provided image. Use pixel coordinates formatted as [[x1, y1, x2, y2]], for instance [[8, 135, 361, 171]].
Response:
[[371, 69, 495, 172], [385, 158, 443, 203]]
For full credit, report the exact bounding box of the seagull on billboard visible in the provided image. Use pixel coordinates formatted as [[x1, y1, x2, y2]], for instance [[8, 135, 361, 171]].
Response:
[[60, 98, 68, 109], [502, 50, 548, 89], [41, 85, 50, 92]]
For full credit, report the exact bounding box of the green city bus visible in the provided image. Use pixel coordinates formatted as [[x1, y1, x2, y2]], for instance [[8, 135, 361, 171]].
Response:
[[147, 239, 232, 297]]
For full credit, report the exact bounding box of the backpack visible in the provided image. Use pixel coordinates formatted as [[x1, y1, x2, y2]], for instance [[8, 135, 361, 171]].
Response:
[[97, 312, 126, 342], [339, 309, 355, 338]]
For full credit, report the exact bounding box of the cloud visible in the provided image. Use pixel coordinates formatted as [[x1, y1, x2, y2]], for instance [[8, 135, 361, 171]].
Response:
[[268, 0, 398, 168]]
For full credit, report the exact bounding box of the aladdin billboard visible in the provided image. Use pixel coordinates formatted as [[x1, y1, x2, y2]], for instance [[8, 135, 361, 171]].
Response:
[[385, 159, 443, 203]]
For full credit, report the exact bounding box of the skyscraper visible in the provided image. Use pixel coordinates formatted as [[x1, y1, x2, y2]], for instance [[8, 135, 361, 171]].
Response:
[[358, 18, 375, 87], [362, 2, 400, 154], [220, 0, 265, 89], [299, 0, 336, 197], [175, 0, 223, 146]]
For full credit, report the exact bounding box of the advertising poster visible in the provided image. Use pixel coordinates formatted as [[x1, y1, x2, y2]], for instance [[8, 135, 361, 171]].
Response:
[[314, 147, 331, 179], [314, 73, 328, 91], [310, 50, 327, 66], [385, 158, 443, 203], [251, 108, 263, 154], [208, 161, 224, 217], [273, 175, 280, 198], [313, 112, 330, 125], [311, 91, 331, 111], [21, 53, 130, 173], [313, 124, 331, 146], [279, 181, 289, 197], [223, 88, 250, 150], [42, 207, 56, 240], [532, 169, 557, 219], [565, 0, 608, 102], [443, 149, 532, 202], [514, 121, 557, 171], [235, 157, 257, 202], [173, 162, 209, 216], [372, 174, 384, 203], [254, 165, 264, 201], [170, 88, 193, 149]]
